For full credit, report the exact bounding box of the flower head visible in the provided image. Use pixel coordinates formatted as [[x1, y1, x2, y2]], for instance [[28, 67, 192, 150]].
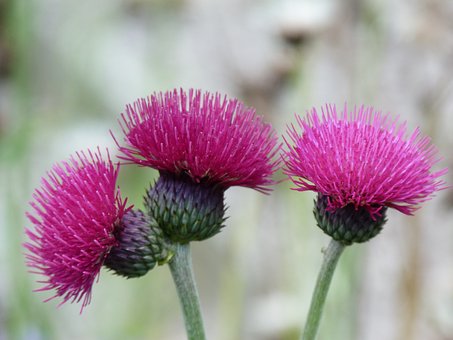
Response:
[[24, 149, 129, 310], [115, 88, 280, 192], [284, 104, 447, 217]]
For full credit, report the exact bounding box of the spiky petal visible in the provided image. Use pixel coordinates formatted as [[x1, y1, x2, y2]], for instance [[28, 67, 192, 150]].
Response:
[[284, 104, 447, 215], [115, 88, 280, 192], [24, 149, 129, 310]]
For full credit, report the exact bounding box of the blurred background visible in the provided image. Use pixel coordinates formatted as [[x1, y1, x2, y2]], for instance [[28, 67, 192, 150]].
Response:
[[1, 0, 453, 339]]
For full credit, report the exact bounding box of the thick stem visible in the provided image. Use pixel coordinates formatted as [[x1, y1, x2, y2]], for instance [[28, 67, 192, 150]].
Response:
[[168, 243, 206, 340], [301, 239, 346, 340]]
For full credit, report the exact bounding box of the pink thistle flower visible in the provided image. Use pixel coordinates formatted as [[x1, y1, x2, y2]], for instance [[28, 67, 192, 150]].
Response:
[[24, 149, 129, 311], [114, 88, 280, 192], [284, 104, 447, 216]]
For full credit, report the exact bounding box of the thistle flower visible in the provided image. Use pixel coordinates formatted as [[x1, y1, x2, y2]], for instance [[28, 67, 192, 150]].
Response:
[[24, 149, 129, 310], [115, 88, 280, 242], [284, 104, 447, 244], [116, 88, 280, 191]]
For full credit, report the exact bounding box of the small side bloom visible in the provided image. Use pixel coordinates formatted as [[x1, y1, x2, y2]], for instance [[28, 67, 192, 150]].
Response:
[[24, 149, 129, 310], [284, 104, 447, 215], [114, 88, 280, 192]]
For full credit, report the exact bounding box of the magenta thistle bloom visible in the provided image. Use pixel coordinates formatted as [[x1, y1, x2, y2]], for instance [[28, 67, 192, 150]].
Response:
[[114, 88, 280, 242], [284, 104, 447, 216], [115, 88, 280, 192], [24, 149, 129, 310]]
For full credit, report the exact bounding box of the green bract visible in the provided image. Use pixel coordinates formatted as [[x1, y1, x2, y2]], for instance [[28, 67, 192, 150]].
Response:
[[145, 172, 226, 243], [314, 194, 387, 245], [104, 209, 172, 278]]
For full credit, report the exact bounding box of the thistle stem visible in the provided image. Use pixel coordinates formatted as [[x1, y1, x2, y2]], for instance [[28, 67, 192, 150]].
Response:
[[301, 239, 346, 340], [168, 243, 206, 340]]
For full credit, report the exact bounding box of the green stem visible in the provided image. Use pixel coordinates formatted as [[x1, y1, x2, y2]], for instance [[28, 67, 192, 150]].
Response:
[[168, 243, 206, 340], [301, 239, 346, 340]]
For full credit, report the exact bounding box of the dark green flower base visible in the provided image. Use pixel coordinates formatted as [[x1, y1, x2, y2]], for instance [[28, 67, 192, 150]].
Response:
[[145, 172, 226, 243], [314, 194, 387, 245], [104, 209, 171, 278]]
